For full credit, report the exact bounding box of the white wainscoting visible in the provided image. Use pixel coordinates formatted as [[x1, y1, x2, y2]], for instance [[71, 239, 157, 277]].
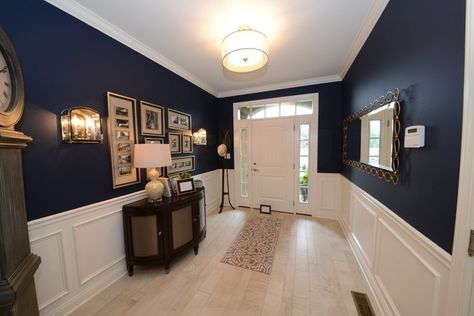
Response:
[[227, 169, 341, 218], [339, 176, 451, 316], [28, 169, 221, 316], [193, 169, 221, 212], [314, 173, 340, 219]]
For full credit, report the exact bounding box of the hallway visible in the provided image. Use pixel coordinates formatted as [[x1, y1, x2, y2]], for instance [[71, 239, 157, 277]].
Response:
[[72, 208, 368, 315]]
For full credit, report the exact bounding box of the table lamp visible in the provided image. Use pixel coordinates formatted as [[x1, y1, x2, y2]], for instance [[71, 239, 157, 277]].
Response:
[[133, 143, 172, 203]]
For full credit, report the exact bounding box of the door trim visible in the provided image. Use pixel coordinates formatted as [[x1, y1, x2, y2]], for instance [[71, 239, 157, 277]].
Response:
[[446, 0, 474, 313]]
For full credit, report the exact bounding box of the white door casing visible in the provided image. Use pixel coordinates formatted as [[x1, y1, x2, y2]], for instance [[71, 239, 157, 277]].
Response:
[[446, 0, 474, 314]]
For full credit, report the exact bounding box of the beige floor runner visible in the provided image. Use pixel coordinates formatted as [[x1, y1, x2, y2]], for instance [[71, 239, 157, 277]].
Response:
[[221, 215, 281, 274]]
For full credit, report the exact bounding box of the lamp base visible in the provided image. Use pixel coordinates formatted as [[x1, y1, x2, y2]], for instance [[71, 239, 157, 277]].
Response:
[[145, 179, 164, 203]]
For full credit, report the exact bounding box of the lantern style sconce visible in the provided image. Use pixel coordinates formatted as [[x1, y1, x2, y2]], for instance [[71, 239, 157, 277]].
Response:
[[193, 128, 207, 145], [61, 107, 103, 143]]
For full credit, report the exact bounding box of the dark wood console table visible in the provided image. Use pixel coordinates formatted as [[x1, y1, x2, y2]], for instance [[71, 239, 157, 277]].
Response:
[[122, 187, 206, 275]]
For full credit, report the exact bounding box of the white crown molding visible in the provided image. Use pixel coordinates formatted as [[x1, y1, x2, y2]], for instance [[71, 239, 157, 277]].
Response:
[[339, 0, 390, 79], [217, 75, 342, 98], [44, 0, 218, 96]]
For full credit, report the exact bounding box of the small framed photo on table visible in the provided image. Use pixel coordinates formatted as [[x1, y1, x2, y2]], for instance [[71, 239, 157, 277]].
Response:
[[260, 204, 271, 214], [169, 175, 180, 194], [177, 178, 195, 195]]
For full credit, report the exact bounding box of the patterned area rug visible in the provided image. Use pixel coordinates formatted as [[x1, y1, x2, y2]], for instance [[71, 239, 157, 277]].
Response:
[[221, 215, 281, 274]]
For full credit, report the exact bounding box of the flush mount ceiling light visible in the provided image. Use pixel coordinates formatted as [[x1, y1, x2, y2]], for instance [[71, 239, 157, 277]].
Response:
[[221, 26, 269, 73]]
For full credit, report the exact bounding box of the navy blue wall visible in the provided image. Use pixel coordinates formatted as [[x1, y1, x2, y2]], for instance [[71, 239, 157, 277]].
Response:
[[1, 0, 218, 220], [342, 0, 465, 253], [217, 82, 343, 172]]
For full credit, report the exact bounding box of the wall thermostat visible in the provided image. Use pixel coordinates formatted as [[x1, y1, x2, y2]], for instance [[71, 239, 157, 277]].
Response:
[[404, 125, 425, 148]]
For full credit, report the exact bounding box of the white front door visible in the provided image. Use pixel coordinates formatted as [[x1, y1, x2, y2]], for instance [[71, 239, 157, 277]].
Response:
[[251, 118, 294, 212], [232, 93, 319, 216]]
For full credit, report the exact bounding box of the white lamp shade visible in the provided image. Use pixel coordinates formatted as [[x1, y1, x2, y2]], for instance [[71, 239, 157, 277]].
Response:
[[133, 144, 172, 168], [222, 26, 268, 73]]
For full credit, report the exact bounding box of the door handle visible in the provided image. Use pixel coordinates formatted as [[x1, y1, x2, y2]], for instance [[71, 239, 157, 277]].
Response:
[[253, 168, 259, 172]]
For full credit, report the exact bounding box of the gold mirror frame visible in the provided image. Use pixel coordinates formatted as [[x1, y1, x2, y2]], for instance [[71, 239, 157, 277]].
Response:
[[342, 88, 401, 184]]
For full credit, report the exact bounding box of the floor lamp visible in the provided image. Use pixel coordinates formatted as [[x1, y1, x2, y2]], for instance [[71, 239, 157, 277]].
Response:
[[218, 130, 235, 213]]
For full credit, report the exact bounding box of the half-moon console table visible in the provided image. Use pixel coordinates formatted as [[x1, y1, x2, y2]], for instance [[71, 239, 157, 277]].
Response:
[[122, 187, 206, 276]]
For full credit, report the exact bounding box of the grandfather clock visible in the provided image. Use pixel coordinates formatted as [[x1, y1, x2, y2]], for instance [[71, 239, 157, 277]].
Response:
[[0, 28, 41, 315]]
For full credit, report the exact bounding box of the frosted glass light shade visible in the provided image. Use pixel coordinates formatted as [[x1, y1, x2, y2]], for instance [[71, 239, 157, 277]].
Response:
[[222, 26, 268, 73], [193, 128, 207, 145], [133, 144, 172, 168]]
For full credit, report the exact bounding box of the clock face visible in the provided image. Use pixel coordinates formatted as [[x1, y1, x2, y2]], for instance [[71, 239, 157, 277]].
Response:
[[0, 49, 14, 112]]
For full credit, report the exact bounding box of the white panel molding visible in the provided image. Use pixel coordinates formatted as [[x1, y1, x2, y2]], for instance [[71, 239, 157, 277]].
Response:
[[46, 262, 126, 316], [339, 0, 390, 78], [375, 219, 442, 316], [72, 210, 124, 286], [313, 173, 340, 219], [217, 75, 341, 98], [193, 169, 221, 212], [350, 194, 378, 269], [339, 216, 387, 316], [28, 169, 221, 316], [30, 230, 69, 310], [339, 175, 451, 316], [44, 0, 217, 96]]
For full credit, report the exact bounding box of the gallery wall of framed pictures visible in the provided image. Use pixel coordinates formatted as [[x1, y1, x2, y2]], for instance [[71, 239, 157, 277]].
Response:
[[107, 93, 197, 188]]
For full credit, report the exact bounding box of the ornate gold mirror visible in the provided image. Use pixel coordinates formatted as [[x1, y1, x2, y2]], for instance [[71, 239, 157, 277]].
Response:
[[342, 88, 401, 184]]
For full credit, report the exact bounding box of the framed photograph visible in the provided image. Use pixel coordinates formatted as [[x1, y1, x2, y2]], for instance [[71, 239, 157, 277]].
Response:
[[140, 101, 164, 136], [177, 178, 196, 195], [168, 132, 182, 154], [167, 108, 192, 131], [169, 175, 180, 194], [260, 204, 271, 215], [167, 156, 195, 175], [182, 133, 193, 153], [158, 177, 172, 197], [107, 92, 141, 188], [144, 137, 165, 178], [144, 137, 164, 144]]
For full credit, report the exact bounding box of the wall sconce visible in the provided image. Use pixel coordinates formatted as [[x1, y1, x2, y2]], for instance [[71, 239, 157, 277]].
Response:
[[193, 128, 207, 145], [61, 107, 103, 143]]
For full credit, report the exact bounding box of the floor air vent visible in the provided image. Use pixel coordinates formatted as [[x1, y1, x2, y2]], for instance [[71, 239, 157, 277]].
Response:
[[351, 291, 375, 316]]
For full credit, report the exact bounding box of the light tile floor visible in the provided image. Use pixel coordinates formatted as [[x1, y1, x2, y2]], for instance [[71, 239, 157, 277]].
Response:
[[71, 207, 369, 316]]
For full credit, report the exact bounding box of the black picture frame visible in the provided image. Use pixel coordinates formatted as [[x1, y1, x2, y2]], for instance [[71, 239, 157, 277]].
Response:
[[260, 204, 271, 214], [168, 132, 182, 154], [140, 101, 165, 136], [167, 108, 192, 131], [182, 133, 193, 153], [177, 178, 196, 195]]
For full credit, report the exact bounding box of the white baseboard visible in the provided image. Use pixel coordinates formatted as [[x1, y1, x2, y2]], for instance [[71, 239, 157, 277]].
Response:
[[339, 175, 451, 316], [28, 169, 221, 316]]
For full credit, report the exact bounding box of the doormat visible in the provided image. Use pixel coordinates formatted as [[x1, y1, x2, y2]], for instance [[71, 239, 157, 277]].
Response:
[[221, 215, 281, 274]]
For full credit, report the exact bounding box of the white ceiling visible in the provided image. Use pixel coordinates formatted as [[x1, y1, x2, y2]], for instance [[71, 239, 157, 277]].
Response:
[[46, 0, 388, 97]]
